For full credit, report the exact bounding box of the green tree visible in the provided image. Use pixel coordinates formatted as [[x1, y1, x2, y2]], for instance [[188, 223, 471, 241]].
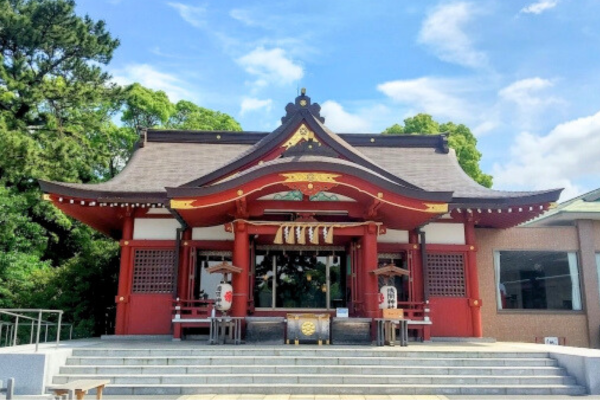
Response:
[[0, 0, 243, 337], [0, 0, 122, 336], [383, 113, 493, 188], [120, 86, 243, 131], [120, 83, 174, 129], [167, 100, 242, 131]]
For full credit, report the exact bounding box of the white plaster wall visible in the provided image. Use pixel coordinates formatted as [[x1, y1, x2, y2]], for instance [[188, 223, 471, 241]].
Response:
[[378, 229, 409, 243], [192, 226, 234, 241], [422, 223, 465, 245], [133, 218, 180, 240]]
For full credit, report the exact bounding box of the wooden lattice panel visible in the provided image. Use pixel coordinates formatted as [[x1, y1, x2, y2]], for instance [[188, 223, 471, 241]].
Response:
[[132, 249, 175, 294], [426, 253, 466, 297]]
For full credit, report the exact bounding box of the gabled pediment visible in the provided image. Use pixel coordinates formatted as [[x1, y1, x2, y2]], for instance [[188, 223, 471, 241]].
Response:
[[180, 90, 423, 192]]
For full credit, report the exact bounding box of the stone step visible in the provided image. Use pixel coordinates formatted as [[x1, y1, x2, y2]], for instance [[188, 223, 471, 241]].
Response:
[[70, 348, 551, 359], [53, 347, 586, 396], [96, 383, 587, 396], [58, 364, 568, 376], [65, 356, 557, 367], [52, 373, 576, 386]]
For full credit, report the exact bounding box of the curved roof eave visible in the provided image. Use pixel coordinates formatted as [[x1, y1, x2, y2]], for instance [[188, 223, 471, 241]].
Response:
[[39, 180, 167, 203], [166, 157, 454, 202], [451, 188, 563, 208]]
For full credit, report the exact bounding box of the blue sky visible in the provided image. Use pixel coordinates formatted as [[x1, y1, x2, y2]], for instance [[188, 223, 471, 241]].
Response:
[[76, 0, 600, 201]]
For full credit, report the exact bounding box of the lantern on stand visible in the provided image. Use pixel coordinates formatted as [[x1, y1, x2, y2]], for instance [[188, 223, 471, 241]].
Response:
[[206, 260, 242, 316]]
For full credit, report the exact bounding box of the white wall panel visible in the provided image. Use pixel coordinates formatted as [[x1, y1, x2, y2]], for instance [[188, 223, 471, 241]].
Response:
[[422, 223, 465, 245], [192, 226, 234, 241], [133, 218, 180, 240], [378, 229, 409, 243]]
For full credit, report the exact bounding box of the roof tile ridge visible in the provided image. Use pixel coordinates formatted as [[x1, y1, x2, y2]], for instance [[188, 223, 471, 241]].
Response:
[[177, 114, 300, 188], [308, 115, 424, 191]]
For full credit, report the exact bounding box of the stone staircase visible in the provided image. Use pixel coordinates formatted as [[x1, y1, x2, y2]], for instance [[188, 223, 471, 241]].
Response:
[[51, 346, 586, 396]]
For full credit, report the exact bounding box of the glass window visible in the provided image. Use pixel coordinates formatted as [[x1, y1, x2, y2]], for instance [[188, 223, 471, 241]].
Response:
[[494, 251, 582, 311], [596, 253, 600, 305], [254, 250, 343, 309]]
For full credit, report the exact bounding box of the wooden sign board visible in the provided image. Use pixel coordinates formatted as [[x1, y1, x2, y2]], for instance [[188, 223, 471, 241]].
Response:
[[382, 308, 404, 319]]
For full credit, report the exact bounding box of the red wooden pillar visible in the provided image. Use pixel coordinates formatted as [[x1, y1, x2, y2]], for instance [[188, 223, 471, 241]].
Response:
[[115, 211, 134, 335], [409, 230, 423, 303], [178, 229, 192, 299], [231, 221, 249, 317], [361, 223, 379, 319], [464, 216, 483, 337]]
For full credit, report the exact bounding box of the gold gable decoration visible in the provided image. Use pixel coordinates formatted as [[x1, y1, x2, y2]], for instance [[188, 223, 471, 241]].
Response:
[[282, 124, 319, 149]]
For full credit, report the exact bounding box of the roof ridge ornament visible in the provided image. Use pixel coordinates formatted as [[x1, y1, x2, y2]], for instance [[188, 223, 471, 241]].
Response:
[[281, 88, 325, 124]]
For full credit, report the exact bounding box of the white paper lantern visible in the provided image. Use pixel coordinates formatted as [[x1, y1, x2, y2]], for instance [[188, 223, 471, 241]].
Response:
[[379, 285, 397, 309], [215, 283, 233, 311]]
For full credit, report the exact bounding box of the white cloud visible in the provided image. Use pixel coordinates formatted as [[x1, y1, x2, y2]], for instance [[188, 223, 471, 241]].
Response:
[[111, 64, 195, 103], [237, 47, 303, 87], [230, 9, 260, 27], [418, 2, 487, 69], [498, 77, 564, 129], [167, 2, 206, 28], [377, 77, 471, 121], [240, 97, 272, 115], [320, 101, 371, 133], [493, 110, 600, 201], [498, 77, 557, 107], [520, 0, 559, 15]]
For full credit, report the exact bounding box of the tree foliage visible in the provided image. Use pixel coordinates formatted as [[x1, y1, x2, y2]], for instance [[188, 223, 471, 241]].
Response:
[[383, 114, 493, 188], [121, 85, 242, 131], [0, 0, 241, 337], [167, 100, 242, 131]]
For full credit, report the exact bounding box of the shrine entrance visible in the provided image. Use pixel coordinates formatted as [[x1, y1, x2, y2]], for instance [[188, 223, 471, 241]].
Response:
[[253, 249, 345, 310]]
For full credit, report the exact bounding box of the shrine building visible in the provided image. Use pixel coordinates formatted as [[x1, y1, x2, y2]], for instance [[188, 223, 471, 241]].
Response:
[[39, 91, 600, 347]]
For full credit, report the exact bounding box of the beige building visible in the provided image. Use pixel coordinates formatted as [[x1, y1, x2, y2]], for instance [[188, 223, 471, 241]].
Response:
[[477, 189, 600, 348]]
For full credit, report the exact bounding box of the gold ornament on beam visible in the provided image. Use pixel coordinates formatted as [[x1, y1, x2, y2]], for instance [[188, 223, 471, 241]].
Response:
[[282, 124, 319, 149], [170, 199, 196, 209]]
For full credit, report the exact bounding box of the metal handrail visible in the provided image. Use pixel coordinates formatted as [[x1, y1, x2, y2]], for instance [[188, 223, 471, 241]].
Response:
[[0, 309, 72, 352]]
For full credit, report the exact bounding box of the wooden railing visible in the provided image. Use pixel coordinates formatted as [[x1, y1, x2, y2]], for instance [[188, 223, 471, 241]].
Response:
[[397, 301, 429, 320], [172, 299, 215, 320], [397, 301, 431, 341]]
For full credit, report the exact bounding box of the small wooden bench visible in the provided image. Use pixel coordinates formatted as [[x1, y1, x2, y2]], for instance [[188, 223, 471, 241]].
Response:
[[48, 379, 109, 400]]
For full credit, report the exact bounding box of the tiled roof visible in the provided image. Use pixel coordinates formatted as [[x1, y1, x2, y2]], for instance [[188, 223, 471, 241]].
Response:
[[39, 92, 561, 207]]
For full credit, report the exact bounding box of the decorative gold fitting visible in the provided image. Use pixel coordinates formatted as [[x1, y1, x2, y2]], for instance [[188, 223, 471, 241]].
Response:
[[237, 189, 244, 196], [124, 241, 129, 246], [42, 193, 52, 201], [184, 242, 188, 246]]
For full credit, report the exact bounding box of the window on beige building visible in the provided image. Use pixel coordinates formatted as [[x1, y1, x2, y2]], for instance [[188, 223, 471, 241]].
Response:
[[596, 253, 600, 304], [494, 251, 582, 311]]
